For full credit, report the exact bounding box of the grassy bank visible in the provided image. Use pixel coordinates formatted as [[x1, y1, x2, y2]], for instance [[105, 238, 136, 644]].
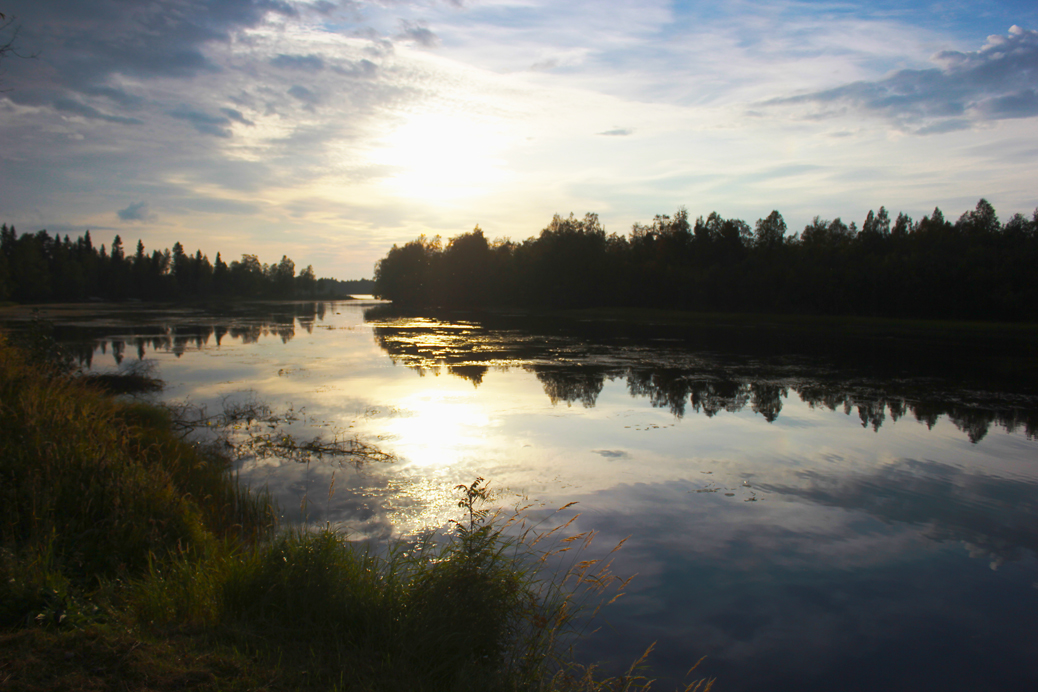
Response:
[[0, 334, 700, 691]]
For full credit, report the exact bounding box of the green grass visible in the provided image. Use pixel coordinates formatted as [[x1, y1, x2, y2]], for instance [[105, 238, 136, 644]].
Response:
[[0, 333, 711, 691]]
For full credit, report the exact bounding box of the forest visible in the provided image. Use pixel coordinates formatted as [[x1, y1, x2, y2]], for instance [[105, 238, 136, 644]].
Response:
[[373, 199, 1038, 322], [0, 227, 373, 303]]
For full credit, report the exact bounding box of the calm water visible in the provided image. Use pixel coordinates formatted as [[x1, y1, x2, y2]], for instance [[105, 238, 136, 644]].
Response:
[[4, 301, 1038, 691]]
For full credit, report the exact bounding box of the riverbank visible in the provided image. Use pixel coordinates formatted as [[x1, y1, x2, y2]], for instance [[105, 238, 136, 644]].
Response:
[[0, 334, 685, 691]]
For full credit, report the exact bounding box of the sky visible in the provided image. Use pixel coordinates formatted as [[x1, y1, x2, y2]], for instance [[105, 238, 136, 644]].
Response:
[[1, 0, 1037, 280]]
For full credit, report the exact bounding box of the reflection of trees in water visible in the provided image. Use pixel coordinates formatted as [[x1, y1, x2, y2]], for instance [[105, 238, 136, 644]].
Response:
[[533, 366, 606, 408], [370, 319, 1038, 442], [532, 369, 1037, 442], [760, 459, 1038, 567], [628, 369, 696, 417], [798, 386, 1038, 443], [750, 382, 787, 422], [688, 378, 751, 418], [67, 302, 330, 364], [449, 365, 488, 387]]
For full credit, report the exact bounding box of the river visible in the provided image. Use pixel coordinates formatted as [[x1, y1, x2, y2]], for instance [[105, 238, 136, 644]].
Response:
[[3, 300, 1037, 691]]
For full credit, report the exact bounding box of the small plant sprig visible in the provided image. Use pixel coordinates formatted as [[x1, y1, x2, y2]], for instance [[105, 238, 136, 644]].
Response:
[[449, 476, 501, 560]]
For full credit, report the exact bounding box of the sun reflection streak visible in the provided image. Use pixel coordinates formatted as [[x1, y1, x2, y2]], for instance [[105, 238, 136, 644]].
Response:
[[383, 392, 496, 468]]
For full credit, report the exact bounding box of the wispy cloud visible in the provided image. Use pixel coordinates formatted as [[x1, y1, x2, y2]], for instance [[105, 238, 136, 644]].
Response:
[[169, 106, 235, 137], [396, 19, 439, 48], [762, 26, 1038, 132], [117, 201, 154, 222], [271, 53, 327, 71], [53, 97, 144, 124], [220, 107, 255, 126]]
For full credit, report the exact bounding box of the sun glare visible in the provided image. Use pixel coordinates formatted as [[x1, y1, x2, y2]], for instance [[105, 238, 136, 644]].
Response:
[[384, 391, 495, 467], [371, 111, 513, 201]]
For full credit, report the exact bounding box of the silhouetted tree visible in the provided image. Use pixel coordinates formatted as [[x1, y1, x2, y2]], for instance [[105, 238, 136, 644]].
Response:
[[373, 235, 442, 305], [296, 264, 317, 296], [754, 210, 787, 250]]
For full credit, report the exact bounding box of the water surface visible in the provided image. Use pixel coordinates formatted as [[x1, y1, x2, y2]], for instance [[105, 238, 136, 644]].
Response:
[[4, 301, 1037, 691]]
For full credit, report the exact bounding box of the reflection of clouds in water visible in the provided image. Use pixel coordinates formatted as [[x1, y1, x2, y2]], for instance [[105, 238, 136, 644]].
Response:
[[542, 480, 1038, 692], [759, 458, 1038, 568], [593, 449, 629, 458], [769, 416, 826, 429], [237, 458, 459, 540]]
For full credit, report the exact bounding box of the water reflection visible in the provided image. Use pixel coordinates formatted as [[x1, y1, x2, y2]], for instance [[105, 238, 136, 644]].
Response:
[[22, 301, 1034, 447], [760, 458, 1038, 570], [368, 312, 1038, 443], [1, 301, 332, 368], [3, 301, 1037, 692], [559, 479, 1038, 692]]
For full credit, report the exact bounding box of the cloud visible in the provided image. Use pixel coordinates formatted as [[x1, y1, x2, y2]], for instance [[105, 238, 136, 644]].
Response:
[[80, 85, 145, 110], [219, 107, 254, 126], [169, 106, 234, 137], [763, 26, 1038, 131], [333, 58, 378, 78], [597, 127, 633, 136], [9, 0, 297, 93], [52, 97, 144, 124], [271, 53, 326, 71], [174, 196, 262, 216], [117, 201, 154, 222], [975, 89, 1038, 119], [396, 20, 439, 48], [287, 84, 321, 107], [914, 118, 972, 135]]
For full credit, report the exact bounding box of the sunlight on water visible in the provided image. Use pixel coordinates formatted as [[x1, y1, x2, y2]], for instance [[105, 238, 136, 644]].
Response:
[[382, 390, 496, 467]]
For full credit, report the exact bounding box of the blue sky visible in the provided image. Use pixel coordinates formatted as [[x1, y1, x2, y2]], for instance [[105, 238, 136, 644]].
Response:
[[1, 0, 1036, 279]]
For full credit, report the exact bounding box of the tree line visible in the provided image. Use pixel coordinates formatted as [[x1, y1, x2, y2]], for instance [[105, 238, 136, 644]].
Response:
[[373, 199, 1038, 321], [0, 227, 363, 302]]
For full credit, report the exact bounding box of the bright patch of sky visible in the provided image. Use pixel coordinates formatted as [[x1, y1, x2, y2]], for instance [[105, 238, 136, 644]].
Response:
[[1, 0, 1036, 279]]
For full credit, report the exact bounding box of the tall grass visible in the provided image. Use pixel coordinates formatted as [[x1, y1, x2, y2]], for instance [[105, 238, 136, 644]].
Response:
[[0, 332, 273, 625], [0, 332, 712, 691]]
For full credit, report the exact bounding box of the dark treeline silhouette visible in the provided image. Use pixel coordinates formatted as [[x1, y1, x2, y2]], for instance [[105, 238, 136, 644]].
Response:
[[373, 199, 1038, 321], [320, 277, 376, 296], [0, 226, 362, 302]]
